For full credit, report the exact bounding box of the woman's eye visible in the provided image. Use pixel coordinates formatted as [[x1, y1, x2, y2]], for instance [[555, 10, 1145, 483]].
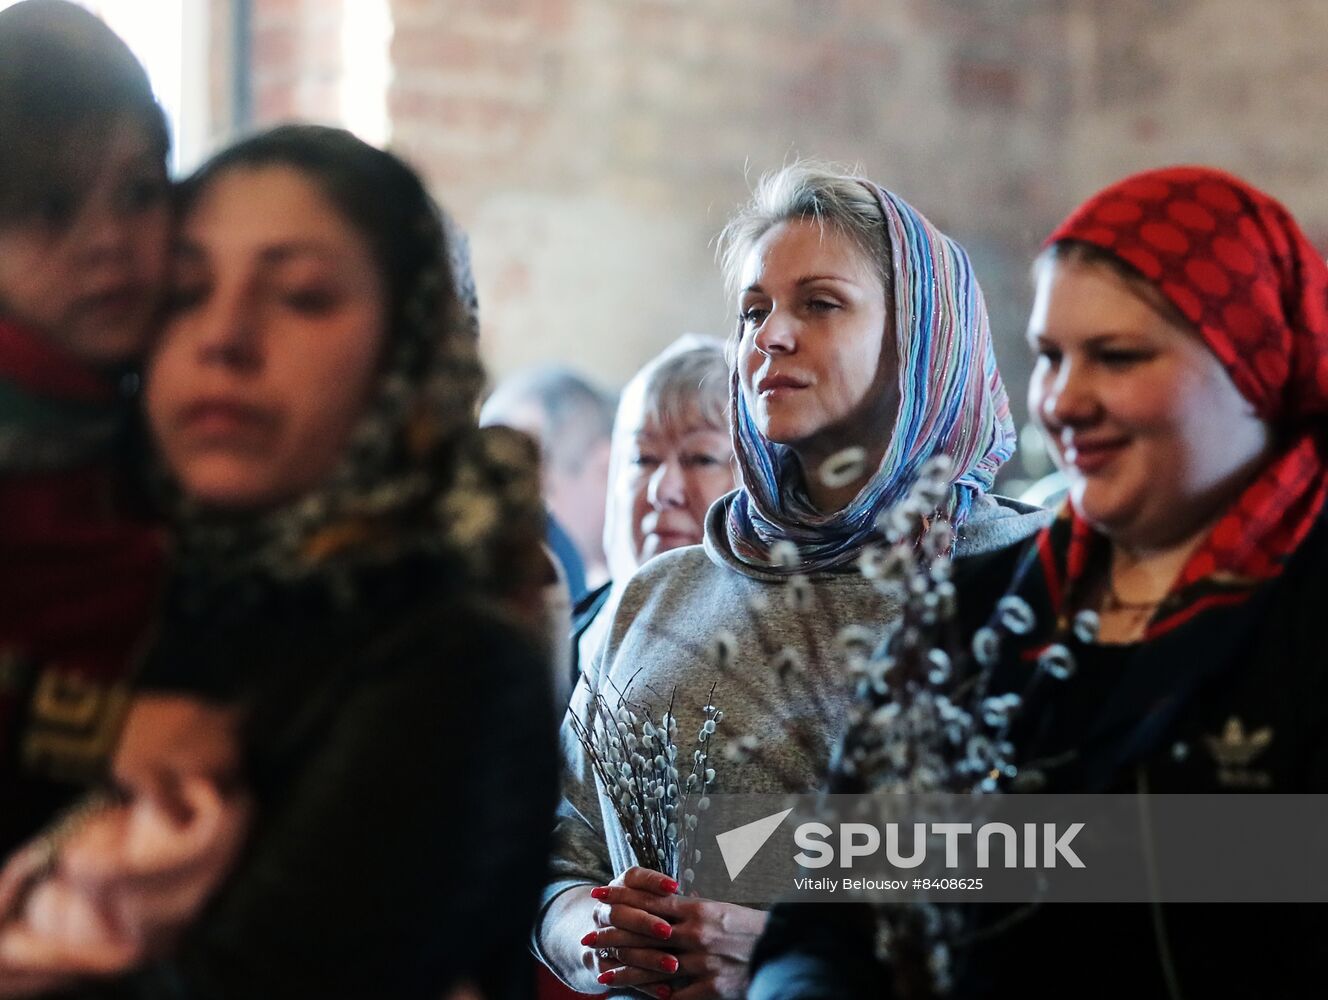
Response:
[[36, 189, 77, 230], [1030, 342, 1061, 365], [1097, 349, 1152, 368], [283, 288, 338, 313], [683, 453, 723, 468], [739, 306, 768, 327], [119, 176, 167, 213], [806, 298, 840, 313], [630, 453, 659, 468], [164, 284, 206, 313]]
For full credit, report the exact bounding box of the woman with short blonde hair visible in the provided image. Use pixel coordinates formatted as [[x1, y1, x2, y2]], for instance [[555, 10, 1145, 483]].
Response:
[[574, 334, 735, 676], [538, 162, 1048, 999]]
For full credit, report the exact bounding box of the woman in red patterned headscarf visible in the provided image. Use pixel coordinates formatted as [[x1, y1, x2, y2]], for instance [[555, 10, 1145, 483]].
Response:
[[748, 166, 1328, 1000], [1026, 164, 1328, 647]]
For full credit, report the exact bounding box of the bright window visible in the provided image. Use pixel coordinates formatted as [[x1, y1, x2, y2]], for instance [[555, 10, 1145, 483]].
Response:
[[341, 0, 393, 147]]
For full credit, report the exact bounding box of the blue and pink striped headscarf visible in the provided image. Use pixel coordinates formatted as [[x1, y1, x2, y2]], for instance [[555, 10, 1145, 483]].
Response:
[[724, 179, 1016, 574]]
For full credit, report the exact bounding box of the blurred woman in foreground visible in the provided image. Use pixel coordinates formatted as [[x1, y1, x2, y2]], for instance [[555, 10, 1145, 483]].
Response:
[[0, 125, 557, 1000]]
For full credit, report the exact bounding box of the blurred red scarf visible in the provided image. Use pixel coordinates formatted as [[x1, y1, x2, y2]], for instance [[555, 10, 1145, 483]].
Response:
[[0, 319, 163, 785], [1040, 165, 1328, 636]]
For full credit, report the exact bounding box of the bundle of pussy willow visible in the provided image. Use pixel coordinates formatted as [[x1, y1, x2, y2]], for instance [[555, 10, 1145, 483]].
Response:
[[569, 682, 723, 888]]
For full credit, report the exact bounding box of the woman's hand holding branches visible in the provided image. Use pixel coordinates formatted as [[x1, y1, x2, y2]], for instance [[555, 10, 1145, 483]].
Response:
[[584, 866, 767, 1000]]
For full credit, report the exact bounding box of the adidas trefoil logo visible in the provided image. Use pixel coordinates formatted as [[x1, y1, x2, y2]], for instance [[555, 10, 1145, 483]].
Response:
[[1204, 716, 1273, 789]]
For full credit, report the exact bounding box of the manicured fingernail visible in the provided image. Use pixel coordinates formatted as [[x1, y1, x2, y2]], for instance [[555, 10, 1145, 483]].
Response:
[[597, 970, 616, 985], [656, 987, 672, 999], [659, 955, 679, 973], [590, 886, 610, 900], [580, 931, 597, 946], [660, 877, 679, 893], [652, 921, 672, 940]]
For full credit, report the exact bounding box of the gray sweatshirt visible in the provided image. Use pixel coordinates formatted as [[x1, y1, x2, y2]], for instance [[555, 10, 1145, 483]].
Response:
[[535, 492, 1050, 967]]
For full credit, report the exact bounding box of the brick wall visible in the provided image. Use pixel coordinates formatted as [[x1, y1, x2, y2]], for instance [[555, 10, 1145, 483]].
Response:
[[244, 0, 1328, 473], [249, 0, 344, 124], [379, 0, 1078, 394]]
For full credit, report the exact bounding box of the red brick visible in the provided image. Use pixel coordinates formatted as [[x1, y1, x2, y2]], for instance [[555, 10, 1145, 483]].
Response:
[[221, 0, 1328, 469]]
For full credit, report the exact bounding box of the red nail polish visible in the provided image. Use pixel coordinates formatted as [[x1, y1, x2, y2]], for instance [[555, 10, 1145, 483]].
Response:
[[660, 955, 679, 973], [653, 921, 673, 940], [660, 877, 680, 894], [656, 987, 672, 999], [580, 932, 597, 946], [590, 886, 610, 900], [598, 970, 616, 985]]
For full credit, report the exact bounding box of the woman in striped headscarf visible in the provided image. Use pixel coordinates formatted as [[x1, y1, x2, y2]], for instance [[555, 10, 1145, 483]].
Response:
[[535, 163, 1049, 1000]]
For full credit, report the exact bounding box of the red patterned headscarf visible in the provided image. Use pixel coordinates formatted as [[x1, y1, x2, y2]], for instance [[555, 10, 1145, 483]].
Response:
[[1042, 165, 1328, 636]]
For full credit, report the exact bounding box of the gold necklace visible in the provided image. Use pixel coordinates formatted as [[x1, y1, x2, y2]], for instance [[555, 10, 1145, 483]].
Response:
[[1102, 580, 1164, 615]]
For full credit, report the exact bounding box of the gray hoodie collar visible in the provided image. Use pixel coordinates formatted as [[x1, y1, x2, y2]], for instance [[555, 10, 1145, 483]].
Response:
[[702, 489, 1052, 581]]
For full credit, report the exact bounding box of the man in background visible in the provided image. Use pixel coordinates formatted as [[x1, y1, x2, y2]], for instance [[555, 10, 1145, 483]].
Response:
[[481, 366, 615, 600]]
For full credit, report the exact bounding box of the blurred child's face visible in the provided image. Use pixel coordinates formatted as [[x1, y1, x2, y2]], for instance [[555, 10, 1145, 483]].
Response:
[[0, 115, 169, 367], [146, 164, 387, 510]]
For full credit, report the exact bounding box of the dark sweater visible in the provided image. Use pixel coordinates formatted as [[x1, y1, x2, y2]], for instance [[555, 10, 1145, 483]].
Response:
[[74, 558, 557, 1000], [750, 517, 1328, 1000], [0, 318, 163, 856]]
